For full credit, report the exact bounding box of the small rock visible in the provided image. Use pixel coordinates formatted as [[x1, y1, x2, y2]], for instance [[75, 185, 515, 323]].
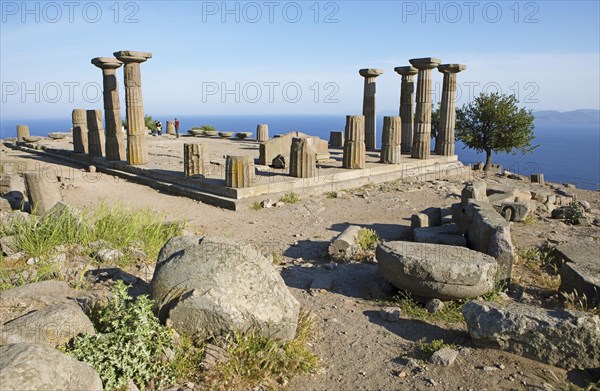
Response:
[[88, 165, 96, 173], [480, 366, 499, 371], [95, 248, 124, 263], [430, 348, 459, 367], [335, 191, 345, 198], [556, 188, 574, 197], [397, 371, 407, 378], [496, 363, 506, 370], [26, 257, 39, 265], [426, 378, 437, 386], [275, 201, 285, 207], [425, 298, 444, 313], [380, 306, 401, 322]]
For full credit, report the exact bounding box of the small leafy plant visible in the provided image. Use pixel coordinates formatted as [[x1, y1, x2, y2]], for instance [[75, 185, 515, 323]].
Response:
[[564, 199, 585, 225], [66, 281, 177, 390], [416, 338, 458, 356], [279, 193, 300, 204], [356, 228, 380, 251]]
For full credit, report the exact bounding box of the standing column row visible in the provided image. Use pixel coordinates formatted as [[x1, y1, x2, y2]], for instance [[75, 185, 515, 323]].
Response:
[[359, 69, 383, 151], [436, 64, 466, 156], [394, 66, 417, 154], [92, 57, 126, 161], [409, 57, 441, 160], [114, 50, 152, 165]]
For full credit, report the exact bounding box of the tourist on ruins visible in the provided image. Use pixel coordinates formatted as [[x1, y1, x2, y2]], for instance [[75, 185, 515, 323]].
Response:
[[174, 118, 180, 138], [156, 120, 163, 136]]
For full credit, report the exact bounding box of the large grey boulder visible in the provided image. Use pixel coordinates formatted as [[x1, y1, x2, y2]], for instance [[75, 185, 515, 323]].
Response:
[[376, 241, 497, 300], [452, 200, 515, 282], [151, 236, 300, 340], [0, 281, 87, 325], [1, 303, 95, 347], [556, 241, 600, 307], [462, 300, 600, 370], [0, 343, 103, 391], [461, 181, 488, 204]]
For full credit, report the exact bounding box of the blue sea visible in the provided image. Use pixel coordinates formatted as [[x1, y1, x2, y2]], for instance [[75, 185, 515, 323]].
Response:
[[1, 115, 599, 190]]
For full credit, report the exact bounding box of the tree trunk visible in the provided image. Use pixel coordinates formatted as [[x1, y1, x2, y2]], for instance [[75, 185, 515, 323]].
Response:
[[483, 149, 493, 171]]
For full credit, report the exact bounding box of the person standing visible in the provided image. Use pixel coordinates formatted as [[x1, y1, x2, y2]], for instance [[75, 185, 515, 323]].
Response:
[[174, 118, 180, 138], [156, 120, 163, 136]]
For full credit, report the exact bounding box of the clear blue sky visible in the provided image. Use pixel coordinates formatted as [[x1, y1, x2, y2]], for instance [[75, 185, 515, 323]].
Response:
[[1, 0, 599, 119]]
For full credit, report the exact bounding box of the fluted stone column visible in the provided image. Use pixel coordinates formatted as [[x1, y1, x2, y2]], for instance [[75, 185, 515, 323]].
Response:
[[225, 155, 255, 188], [91, 57, 126, 161], [380, 116, 402, 164], [72, 109, 88, 154], [436, 64, 466, 156], [184, 143, 205, 177], [329, 131, 344, 147], [394, 66, 418, 154], [409, 58, 441, 160], [16, 125, 29, 142], [166, 121, 176, 135], [359, 69, 383, 151], [86, 109, 105, 158], [114, 50, 152, 165], [257, 124, 269, 142], [289, 137, 317, 178], [342, 115, 366, 169]]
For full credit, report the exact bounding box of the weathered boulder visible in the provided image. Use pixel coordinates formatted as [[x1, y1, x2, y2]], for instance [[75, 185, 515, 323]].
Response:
[[0, 343, 103, 391], [461, 181, 488, 204], [1, 303, 94, 347], [421, 207, 442, 227], [376, 241, 497, 300], [452, 200, 515, 282], [413, 224, 467, 247], [494, 201, 535, 222], [23, 172, 63, 216], [556, 241, 600, 307], [151, 236, 300, 340], [0, 210, 33, 234], [411, 213, 429, 229], [0, 281, 86, 325], [462, 300, 600, 370]]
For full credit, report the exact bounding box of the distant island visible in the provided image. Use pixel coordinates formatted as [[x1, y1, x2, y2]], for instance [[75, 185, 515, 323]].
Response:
[[532, 109, 600, 125]]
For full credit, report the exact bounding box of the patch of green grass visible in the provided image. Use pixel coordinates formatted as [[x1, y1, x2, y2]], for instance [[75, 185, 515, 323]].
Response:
[[65, 281, 177, 390], [392, 291, 465, 325], [170, 334, 206, 384], [560, 290, 600, 316], [250, 202, 262, 211], [209, 310, 319, 390], [325, 191, 337, 199], [523, 214, 536, 224], [279, 192, 300, 204], [416, 338, 458, 357], [0, 203, 184, 291], [515, 245, 561, 290], [356, 228, 380, 251], [270, 251, 283, 265]]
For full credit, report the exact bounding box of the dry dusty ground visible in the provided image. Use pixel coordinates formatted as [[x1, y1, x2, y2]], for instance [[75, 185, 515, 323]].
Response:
[[2, 141, 599, 391]]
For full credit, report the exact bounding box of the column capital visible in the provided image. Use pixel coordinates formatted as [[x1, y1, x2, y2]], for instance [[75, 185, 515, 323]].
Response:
[[438, 64, 467, 74], [113, 50, 152, 63], [409, 57, 442, 70], [91, 57, 123, 70], [359, 68, 384, 78], [394, 66, 418, 76]]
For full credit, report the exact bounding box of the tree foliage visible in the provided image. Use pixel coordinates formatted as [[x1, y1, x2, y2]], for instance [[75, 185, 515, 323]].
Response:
[[121, 115, 157, 131], [455, 93, 536, 169]]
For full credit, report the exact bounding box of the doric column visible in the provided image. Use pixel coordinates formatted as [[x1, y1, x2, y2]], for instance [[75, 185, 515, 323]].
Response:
[[409, 57, 441, 160], [184, 143, 205, 177], [289, 137, 317, 178], [86, 109, 105, 158], [394, 66, 418, 154], [113, 50, 152, 165], [257, 124, 269, 142], [91, 57, 126, 161], [380, 116, 402, 164], [436, 64, 466, 156], [16, 125, 29, 142], [359, 69, 383, 151], [166, 121, 176, 135], [72, 109, 88, 154], [342, 115, 366, 169], [225, 156, 255, 188]]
